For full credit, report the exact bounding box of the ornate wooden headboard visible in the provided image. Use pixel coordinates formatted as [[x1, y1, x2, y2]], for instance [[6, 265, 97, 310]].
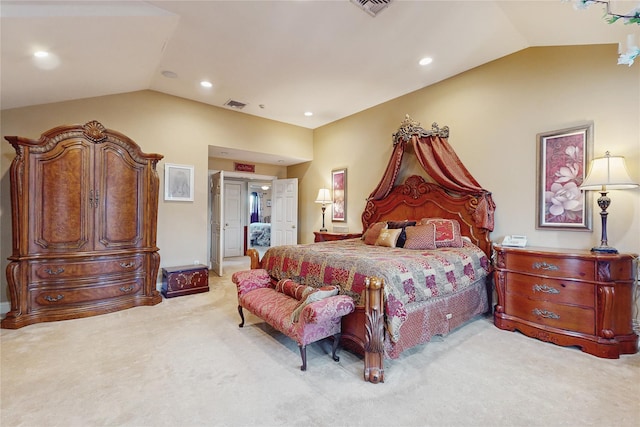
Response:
[[361, 175, 493, 259]]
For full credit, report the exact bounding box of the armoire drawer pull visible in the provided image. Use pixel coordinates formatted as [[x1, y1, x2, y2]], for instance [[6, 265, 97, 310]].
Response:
[[119, 286, 135, 293], [44, 294, 64, 302], [119, 262, 135, 268], [44, 267, 65, 275], [532, 308, 560, 319], [532, 284, 560, 294]]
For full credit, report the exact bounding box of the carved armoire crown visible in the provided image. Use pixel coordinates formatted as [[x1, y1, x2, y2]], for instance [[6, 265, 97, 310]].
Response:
[[2, 121, 163, 328]]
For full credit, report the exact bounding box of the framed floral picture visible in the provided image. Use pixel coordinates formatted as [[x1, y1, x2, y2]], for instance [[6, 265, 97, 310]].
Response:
[[536, 123, 593, 230], [332, 168, 346, 222]]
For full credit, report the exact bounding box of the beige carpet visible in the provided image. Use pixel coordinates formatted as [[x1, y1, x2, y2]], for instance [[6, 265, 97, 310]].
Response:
[[1, 256, 639, 427]]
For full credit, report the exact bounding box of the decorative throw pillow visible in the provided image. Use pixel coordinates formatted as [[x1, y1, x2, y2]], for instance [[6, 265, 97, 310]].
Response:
[[363, 221, 387, 245], [403, 224, 437, 250], [386, 220, 417, 248], [375, 228, 402, 248], [420, 218, 463, 248], [275, 279, 315, 300], [290, 285, 339, 323]]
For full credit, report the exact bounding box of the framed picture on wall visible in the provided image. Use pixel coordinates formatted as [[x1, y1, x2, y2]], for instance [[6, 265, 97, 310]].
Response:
[[536, 123, 593, 230], [332, 168, 346, 222], [165, 163, 194, 202]]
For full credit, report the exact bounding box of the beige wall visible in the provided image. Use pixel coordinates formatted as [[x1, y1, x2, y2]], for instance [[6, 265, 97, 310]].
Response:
[[299, 45, 639, 257], [1, 44, 639, 311], [0, 90, 313, 306]]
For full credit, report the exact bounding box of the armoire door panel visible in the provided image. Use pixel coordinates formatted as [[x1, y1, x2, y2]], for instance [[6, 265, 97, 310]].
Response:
[[30, 141, 92, 253], [94, 145, 144, 249]]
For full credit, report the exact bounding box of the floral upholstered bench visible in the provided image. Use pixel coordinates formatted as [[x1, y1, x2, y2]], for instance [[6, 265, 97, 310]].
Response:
[[232, 269, 355, 371]]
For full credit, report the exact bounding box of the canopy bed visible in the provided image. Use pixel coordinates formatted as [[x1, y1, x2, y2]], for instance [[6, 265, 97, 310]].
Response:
[[247, 116, 495, 383]]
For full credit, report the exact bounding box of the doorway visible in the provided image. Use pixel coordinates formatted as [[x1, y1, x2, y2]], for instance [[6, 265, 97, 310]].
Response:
[[247, 182, 272, 260]]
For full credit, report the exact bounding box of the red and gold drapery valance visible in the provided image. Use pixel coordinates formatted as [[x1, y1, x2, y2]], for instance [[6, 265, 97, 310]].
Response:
[[368, 115, 495, 231]]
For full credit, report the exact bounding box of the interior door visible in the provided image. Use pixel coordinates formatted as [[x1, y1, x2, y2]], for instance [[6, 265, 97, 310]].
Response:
[[210, 171, 223, 276], [223, 180, 243, 257], [271, 178, 298, 246]]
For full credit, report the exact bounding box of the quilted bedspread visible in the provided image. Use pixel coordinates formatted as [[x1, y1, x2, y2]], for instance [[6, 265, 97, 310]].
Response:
[[261, 238, 490, 342]]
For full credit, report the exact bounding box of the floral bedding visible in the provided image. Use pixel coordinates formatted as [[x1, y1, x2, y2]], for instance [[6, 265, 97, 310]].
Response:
[[261, 238, 490, 342]]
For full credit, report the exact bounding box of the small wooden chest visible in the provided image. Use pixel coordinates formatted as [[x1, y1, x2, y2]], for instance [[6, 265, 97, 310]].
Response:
[[161, 264, 209, 298]]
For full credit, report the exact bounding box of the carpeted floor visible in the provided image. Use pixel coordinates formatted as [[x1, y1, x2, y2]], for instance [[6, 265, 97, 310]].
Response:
[[1, 256, 639, 427]]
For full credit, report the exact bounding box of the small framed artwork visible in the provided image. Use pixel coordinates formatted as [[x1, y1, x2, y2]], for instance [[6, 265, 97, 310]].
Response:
[[165, 163, 194, 202], [536, 123, 593, 230], [332, 168, 346, 222]]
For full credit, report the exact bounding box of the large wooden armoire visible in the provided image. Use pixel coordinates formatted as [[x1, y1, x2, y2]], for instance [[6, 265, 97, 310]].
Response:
[[2, 121, 163, 329]]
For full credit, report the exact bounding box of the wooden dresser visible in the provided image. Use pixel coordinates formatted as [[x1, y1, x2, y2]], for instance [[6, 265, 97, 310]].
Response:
[[313, 231, 362, 242], [2, 121, 163, 329], [493, 245, 638, 358]]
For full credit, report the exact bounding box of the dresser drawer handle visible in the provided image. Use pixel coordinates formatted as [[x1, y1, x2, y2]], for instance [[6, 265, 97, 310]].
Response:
[[119, 262, 135, 268], [532, 262, 559, 271], [44, 267, 65, 275], [532, 284, 560, 294], [532, 308, 560, 319], [44, 294, 64, 302], [119, 286, 135, 293]]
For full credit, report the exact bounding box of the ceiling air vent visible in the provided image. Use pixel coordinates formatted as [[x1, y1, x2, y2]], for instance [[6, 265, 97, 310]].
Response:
[[350, 0, 392, 17], [224, 99, 247, 110]]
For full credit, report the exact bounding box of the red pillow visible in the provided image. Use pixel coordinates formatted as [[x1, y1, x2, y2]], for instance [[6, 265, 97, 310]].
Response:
[[363, 222, 387, 245], [403, 224, 437, 250], [420, 218, 463, 248]]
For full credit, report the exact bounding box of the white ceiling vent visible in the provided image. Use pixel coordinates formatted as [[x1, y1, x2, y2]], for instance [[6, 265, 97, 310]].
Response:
[[224, 99, 247, 110], [350, 0, 392, 17]]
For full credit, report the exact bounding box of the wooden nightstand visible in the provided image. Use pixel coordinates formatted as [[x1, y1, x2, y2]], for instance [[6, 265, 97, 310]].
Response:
[[313, 231, 362, 242], [493, 245, 638, 358]]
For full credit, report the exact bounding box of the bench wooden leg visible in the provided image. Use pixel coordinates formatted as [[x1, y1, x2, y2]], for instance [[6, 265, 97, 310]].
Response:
[[299, 345, 307, 371], [238, 305, 245, 328], [331, 333, 341, 362]]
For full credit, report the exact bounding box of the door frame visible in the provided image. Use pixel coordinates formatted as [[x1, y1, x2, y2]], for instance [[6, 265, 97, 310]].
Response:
[[207, 170, 276, 275]]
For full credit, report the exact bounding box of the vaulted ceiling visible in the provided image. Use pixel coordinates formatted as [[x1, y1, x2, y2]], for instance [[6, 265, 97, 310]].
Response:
[[2, 1, 637, 133]]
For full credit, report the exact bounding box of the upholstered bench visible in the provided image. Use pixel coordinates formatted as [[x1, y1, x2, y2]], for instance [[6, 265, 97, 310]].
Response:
[[232, 269, 355, 371]]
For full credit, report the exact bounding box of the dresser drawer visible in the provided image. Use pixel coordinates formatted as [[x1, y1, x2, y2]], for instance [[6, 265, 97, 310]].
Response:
[[30, 278, 143, 309], [505, 293, 595, 335], [502, 252, 594, 280], [30, 255, 144, 282], [505, 272, 595, 308]]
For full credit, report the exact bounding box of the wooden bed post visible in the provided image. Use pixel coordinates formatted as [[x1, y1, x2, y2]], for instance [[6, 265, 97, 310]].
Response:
[[364, 276, 385, 383]]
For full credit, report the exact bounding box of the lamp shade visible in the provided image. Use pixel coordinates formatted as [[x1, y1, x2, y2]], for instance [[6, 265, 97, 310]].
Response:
[[580, 152, 639, 191], [315, 188, 332, 204]]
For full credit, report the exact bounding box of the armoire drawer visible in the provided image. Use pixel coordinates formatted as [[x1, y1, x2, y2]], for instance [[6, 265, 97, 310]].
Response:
[[504, 293, 595, 335], [505, 272, 595, 308], [30, 278, 143, 309], [30, 255, 144, 282]]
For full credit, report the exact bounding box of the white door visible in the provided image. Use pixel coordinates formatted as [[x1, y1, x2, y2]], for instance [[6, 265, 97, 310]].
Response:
[[224, 181, 243, 257], [271, 178, 298, 246], [210, 171, 224, 276]]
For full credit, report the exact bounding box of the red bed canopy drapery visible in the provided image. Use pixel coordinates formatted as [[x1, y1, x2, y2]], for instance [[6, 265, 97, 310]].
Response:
[[368, 115, 495, 231]]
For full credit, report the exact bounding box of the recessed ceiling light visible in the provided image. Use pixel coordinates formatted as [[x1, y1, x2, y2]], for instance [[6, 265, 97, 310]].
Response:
[[34, 51, 49, 58], [419, 57, 433, 66], [162, 70, 178, 78], [304, 111, 313, 117], [200, 80, 213, 88]]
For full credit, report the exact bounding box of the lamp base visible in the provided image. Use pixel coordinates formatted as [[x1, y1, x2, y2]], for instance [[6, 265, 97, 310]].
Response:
[[319, 228, 327, 232], [590, 245, 618, 254]]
